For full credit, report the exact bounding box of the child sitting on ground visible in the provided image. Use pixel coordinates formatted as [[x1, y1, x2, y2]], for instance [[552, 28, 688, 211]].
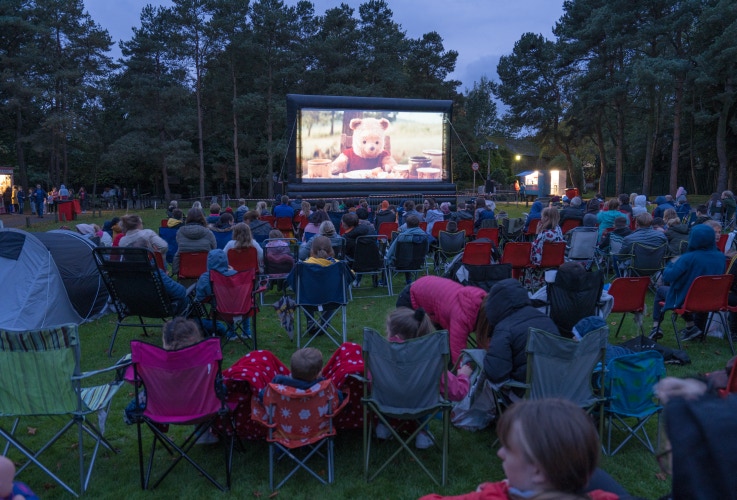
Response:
[[0, 456, 39, 500], [376, 307, 473, 449]]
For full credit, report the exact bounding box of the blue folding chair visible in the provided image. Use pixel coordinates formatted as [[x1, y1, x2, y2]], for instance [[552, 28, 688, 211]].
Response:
[[603, 350, 666, 456], [287, 261, 352, 348]]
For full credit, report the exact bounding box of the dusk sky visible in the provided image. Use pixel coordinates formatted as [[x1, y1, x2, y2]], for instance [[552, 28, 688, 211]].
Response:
[[83, 0, 565, 91]]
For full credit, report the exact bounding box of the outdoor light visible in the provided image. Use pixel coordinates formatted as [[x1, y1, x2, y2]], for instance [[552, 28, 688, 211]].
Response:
[[515, 154, 521, 161]]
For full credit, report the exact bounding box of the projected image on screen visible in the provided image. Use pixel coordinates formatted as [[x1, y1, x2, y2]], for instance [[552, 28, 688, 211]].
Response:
[[298, 109, 446, 182]]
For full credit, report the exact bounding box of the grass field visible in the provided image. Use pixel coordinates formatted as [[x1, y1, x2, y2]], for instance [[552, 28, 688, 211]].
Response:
[[2, 201, 731, 499]]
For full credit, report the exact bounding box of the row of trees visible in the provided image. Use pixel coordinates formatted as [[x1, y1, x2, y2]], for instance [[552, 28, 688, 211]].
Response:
[[496, 0, 737, 195], [0, 0, 734, 200]]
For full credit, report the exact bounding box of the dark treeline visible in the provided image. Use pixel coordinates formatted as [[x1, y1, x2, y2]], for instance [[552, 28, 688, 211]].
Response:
[[0, 0, 735, 200]]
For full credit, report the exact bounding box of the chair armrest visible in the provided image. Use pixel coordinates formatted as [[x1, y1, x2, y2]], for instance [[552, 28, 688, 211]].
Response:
[[74, 354, 132, 381]]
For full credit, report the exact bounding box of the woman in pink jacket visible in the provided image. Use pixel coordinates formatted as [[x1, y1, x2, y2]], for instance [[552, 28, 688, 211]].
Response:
[[396, 275, 489, 364]]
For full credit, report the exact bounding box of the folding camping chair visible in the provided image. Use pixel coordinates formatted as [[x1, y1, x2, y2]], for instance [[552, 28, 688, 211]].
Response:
[[129, 338, 234, 491], [253, 379, 349, 490], [0, 325, 127, 497], [565, 226, 598, 267], [350, 235, 391, 298], [210, 269, 261, 349], [603, 350, 666, 456], [362, 328, 451, 486], [377, 222, 398, 241], [93, 247, 185, 357], [158, 226, 179, 264], [670, 274, 734, 354], [500, 241, 532, 279], [607, 276, 651, 337], [288, 261, 353, 348], [178, 251, 209, 281], [261, 238, 298, 303], [227, 246, 259, 272], [389, 238, 430, 293], [457, 219, 474, 239], [560, 218, 582, 235], [494, 327, 608, 438], [435, 230, 466, 273], [546, 265, 605, 338], [622, 242, 668, 290], [462, 241, 493, 266], [475, 227, 499, 246]]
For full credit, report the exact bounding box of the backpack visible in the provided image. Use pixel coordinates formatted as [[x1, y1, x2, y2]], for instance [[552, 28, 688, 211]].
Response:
[[619, 335, 691, 365], [451, 349, 497, 431]]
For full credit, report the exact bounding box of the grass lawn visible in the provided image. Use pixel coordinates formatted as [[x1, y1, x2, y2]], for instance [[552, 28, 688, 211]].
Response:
[[2, 200, 731, 499]]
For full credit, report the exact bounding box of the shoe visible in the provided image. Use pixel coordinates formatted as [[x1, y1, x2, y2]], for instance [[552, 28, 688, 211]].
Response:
[[415, 430, 434, 449], [680, 325, 703, 342], [648, 327, 663, 341], [195, 429, 219, 445], [352, 279, 361, 288], [375, 422, 391, 440], [305, 323, 320, 336]]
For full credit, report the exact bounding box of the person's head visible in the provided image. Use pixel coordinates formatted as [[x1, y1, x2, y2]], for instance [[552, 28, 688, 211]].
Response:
[[341, 212, 358, 230], [404, 200, 416, 212], [281, 195, 289, 205], [696, 204, 708, 216], [386, 307, 433, 340], [635, 212, 653, 229], [256, 201, 267, 214], [309, 209, 329, 225], [723, 190, 734, 199], [301, 200, 311, 214], [172, 208, 183, 221], [218, 212, 234, 226], [704, 219, 722, 244], [538, 207, 560, 233], [613, 216, 628, 229], [618, 193, 630, 205], [440, 202, 451, 214], [666, 216, 681, 228], [238, 198, 246, 207], [356, 207, 369, 220], [162, 317, 203, 351], [446, 220, 458, 233], [191, 200, 203, 210], [290, 347, 323, 382], [663, 208, 677, 222], [0, 455, 16, 498], [607, 198, 620, 211], [309, 235, 335, 259], [475, 196, 486, 210], [425, 198, 437, 210], [318, 220, 337, 237], [244, 210, 259, 222], [120, 214, 143, 232], [186, 207, 207, 226], [570, 196, 582, 208], [457, 201, 466, 211], [209, 203, 221, 215], [405, 214, 420, 229], [269, 229, 285, 239], [630, 192, 638, 205], [496, 398, 599, 495], [232, 222, 253, 248], [316, 199, 326, 210], [652, 217, 665, 230], [380, 200, 390, 211], [169, 200, 178, 209]]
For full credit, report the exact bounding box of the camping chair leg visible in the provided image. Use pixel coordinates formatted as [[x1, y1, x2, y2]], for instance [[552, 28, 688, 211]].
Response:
[[108, 323, 122, 358], [614, 313, 627, 337]]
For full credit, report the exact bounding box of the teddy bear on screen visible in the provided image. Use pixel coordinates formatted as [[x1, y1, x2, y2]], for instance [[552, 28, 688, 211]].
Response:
[[329, 117, 397, 175]]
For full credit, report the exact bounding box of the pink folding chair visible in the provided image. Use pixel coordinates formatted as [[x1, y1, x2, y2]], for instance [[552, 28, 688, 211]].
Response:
[[129, 337, 234, 491]]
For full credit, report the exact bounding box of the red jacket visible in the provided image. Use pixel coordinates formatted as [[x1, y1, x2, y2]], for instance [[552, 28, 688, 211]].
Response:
[[420, 481, 619, 500]]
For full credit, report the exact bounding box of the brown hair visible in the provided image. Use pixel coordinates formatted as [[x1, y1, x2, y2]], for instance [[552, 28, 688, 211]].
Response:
[[386, 307, 434, 340], [244, 210, 259, 222], [537, 207, 560, 233], [473, 294, 492, 350], [496, 398, 599, 494], [607, 198, 620, 211], [209, 203, 221, 215], [186, 207, 207, 226], [231, 222, 254, 249], [310, 235, 334, 260], [405, 214, 420, 228], [635, 212, 653, 228], [475, 196, 486, 211], [318, 220, 337, 237], [290, 347, 323, 382], [341, 212, 358, 228], [162, 318, 203, 351], [120, 214, 143, 232], [269, 229, 285, 239], [663, 208, 677, 222]]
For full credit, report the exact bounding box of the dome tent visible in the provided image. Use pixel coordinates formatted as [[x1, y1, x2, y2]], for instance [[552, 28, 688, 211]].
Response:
[[0, 228, 108, 330]]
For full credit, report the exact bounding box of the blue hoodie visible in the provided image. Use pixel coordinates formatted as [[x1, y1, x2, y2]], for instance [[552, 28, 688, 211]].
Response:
[[523, 200, 544, 232], [662, 224, 725, 310], [652, 196, 675, 219], [196, 249, 237, 302]]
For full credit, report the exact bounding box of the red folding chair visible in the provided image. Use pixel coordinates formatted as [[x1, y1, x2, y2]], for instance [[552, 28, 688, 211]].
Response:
[[153, 251, 166, 271], [500, 241, 532, 279], [560, 219, 581, 234], [260, 215, 276, 227], [537, 241, 567, 269], [475, 227, 499, 246], [419, 221, 428, 233], [524, 219, 539, 240], [378, 222, 398, 241], [462, 241, 493, 265], [671, 274, 734, 354], [211, 269, 260, 349], [457, 220, 474, 238], [607, 276, 651, 337], [227, 247, 259, 272], [275, 217, 295, 238], [178, 251, 209, 280], [430, 220, 449, 240], [160, 218, 168, 227], [717, 233, 729, 253]]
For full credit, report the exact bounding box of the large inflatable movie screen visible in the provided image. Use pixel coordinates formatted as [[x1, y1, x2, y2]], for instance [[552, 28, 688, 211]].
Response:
[[287, 95, 452, 183]]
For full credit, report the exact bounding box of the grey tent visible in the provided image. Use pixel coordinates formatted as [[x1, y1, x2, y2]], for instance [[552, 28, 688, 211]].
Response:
[[0, 228, 108, 330]]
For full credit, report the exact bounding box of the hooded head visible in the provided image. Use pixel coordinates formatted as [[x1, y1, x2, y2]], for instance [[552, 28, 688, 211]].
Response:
[[485, 279, 531, 328], [206, 249, 235, 276], [688, 224, 717, 252], [634, 195, 647, 208], [655, 196, 667, 206], [528, 200, 544, 217], [572, 316, 607, 341]]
